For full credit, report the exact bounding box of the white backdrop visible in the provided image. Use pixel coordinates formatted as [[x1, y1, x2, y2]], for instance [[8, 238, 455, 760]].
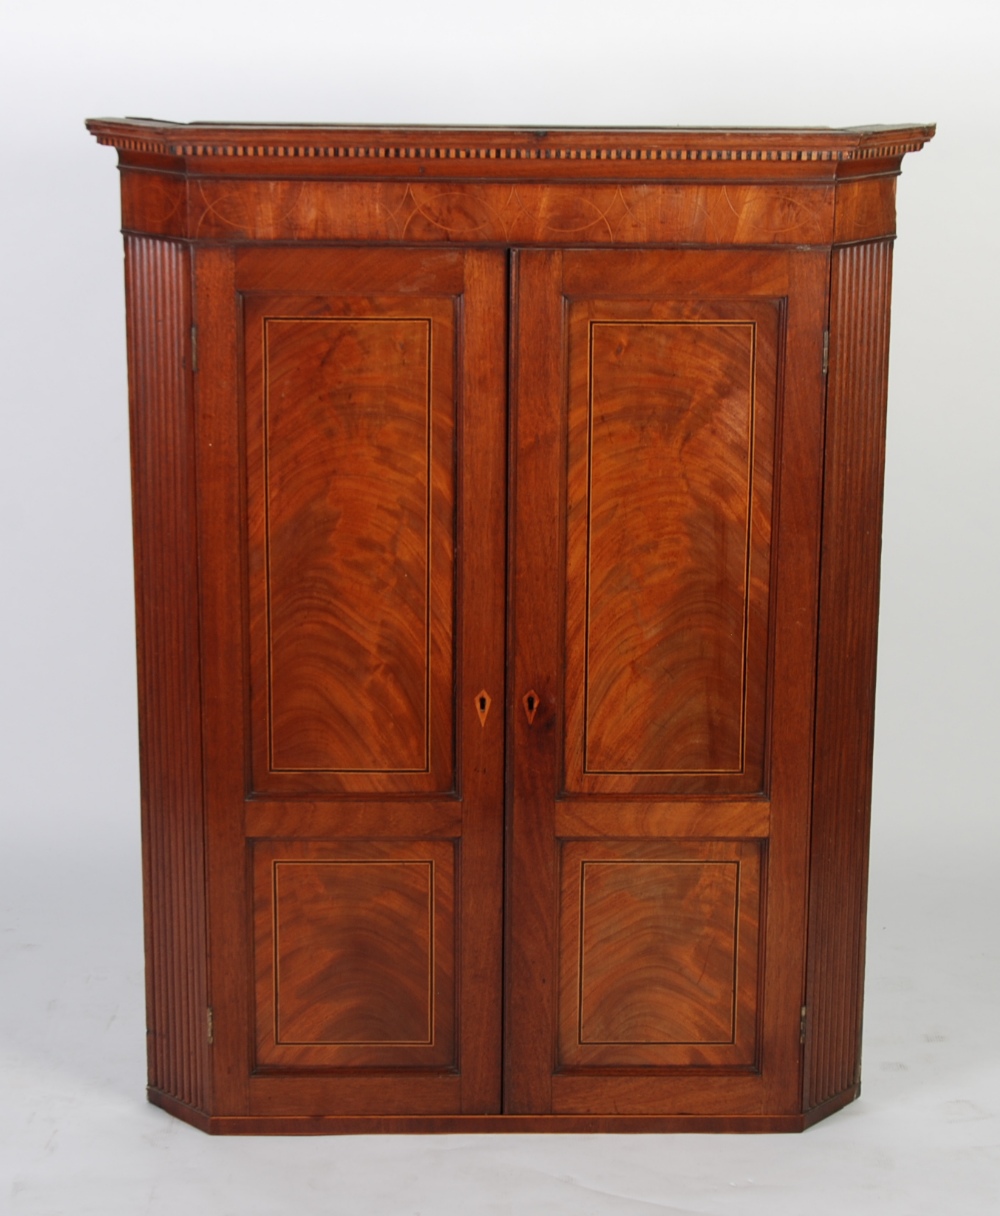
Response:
[[1, 3, 997, 1213]]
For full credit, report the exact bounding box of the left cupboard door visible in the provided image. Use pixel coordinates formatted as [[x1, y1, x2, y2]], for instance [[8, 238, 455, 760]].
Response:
[[194, 246, 508, 1124]]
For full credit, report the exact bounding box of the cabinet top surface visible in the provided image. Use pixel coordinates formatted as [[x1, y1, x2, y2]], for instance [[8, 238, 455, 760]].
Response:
[[86, 118, 934, 164]]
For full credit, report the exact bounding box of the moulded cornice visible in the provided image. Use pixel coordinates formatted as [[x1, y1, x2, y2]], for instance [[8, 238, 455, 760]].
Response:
[[85, 119, 936, 167]]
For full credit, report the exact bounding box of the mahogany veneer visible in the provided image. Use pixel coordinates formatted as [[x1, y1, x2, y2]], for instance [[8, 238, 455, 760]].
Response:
[[88, 119, 933, 1133]]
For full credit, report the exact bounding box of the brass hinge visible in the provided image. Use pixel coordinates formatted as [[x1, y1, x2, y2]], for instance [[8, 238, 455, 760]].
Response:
[[822, 329, 829, 376], [207, 1006, 214, 1045], [799, 1004, 808, 1044], [191, 325, 199, 373]]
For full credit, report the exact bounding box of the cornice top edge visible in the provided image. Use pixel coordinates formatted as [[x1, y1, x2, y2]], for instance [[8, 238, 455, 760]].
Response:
[[85, 119, 936, 164]]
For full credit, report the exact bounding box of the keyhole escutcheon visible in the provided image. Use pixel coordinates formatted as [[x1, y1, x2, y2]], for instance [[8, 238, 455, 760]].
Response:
[[522, 690, 540, 725]]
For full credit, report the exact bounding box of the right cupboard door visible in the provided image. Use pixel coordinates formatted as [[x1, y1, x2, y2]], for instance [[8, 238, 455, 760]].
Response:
[[506, 247, 830, 1117]]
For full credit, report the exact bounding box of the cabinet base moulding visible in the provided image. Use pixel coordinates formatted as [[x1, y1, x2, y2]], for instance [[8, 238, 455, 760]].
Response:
[[148, 1086, 861, 1135]]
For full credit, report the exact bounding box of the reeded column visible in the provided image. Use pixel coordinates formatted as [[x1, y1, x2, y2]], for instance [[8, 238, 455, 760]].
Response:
[[805, 236, 894, 1113], [125, 236, 209, 1114]]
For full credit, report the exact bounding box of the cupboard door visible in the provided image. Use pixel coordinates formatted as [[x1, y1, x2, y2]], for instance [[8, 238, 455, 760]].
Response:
[[506, 248, 829, 1115], [195, 246, 507, 1117]]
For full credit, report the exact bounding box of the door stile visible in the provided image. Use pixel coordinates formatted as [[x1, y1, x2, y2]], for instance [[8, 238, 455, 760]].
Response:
[[504, 249, 566, 1114], [191, 244, 251, 1118], [453, 249, 508, 1111], [754, 249, 831, 1113]]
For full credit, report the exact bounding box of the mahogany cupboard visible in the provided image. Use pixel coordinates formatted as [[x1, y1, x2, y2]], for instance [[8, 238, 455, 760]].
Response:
[[87, 119, 933, 1133]]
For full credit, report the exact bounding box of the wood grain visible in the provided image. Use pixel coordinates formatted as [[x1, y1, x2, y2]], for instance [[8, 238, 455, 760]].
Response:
[[579, 861, 739, 1043], [253, 839, 455, 1069], [554, 799, 770, 840], [244, 290, 457, 796], [273, 861, 433, 1045], [585, 320, 753, 773], [556, 840, 761, 1071], [560, 261, 780, 801], [564, 301, 777, 795], [833, 176, 897, 243], [189, 179, 839, 246], [263, 315, 434, 773]]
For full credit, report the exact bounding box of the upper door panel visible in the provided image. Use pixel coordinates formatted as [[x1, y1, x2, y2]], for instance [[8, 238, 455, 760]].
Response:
[[564, 295, 778, 797], [244, 283, 457, 798]]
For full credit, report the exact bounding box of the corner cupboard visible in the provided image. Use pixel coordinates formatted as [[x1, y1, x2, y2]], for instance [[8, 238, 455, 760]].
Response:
[[87, 119, 933, 1133]]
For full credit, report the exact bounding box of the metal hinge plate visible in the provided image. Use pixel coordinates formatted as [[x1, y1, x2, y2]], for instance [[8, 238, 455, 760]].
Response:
[[822, 329, 829, 376], [799, 1004, 808, 1044], [207, 1006, 214, 1045]]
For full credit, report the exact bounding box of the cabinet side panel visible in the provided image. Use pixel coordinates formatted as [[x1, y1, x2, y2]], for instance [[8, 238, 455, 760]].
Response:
[[805, 238, 893, 1111], [125, 236, 209, 1113]]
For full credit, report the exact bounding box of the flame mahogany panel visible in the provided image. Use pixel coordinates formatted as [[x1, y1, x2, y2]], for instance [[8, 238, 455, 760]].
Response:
[[264, 316, 432, 773], [565, 300, 777, 795], [244, 292, 457, 796], [253, 839, 455, 1070], [558, 840, 761, 1070]]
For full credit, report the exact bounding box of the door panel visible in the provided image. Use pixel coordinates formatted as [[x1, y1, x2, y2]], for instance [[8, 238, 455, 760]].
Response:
[[245, 293, 457, 797], [197, 246, 507, 1117], [564, 297, 778, 796], [557, 839, 761, 1070], [253, 839, 456, 1070], [507, 247, 829, 1114]]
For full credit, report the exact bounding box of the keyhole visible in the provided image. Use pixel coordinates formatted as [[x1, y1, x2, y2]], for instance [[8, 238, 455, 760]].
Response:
[[522, 690, 540, 725], [475, 689, 491, 726]]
